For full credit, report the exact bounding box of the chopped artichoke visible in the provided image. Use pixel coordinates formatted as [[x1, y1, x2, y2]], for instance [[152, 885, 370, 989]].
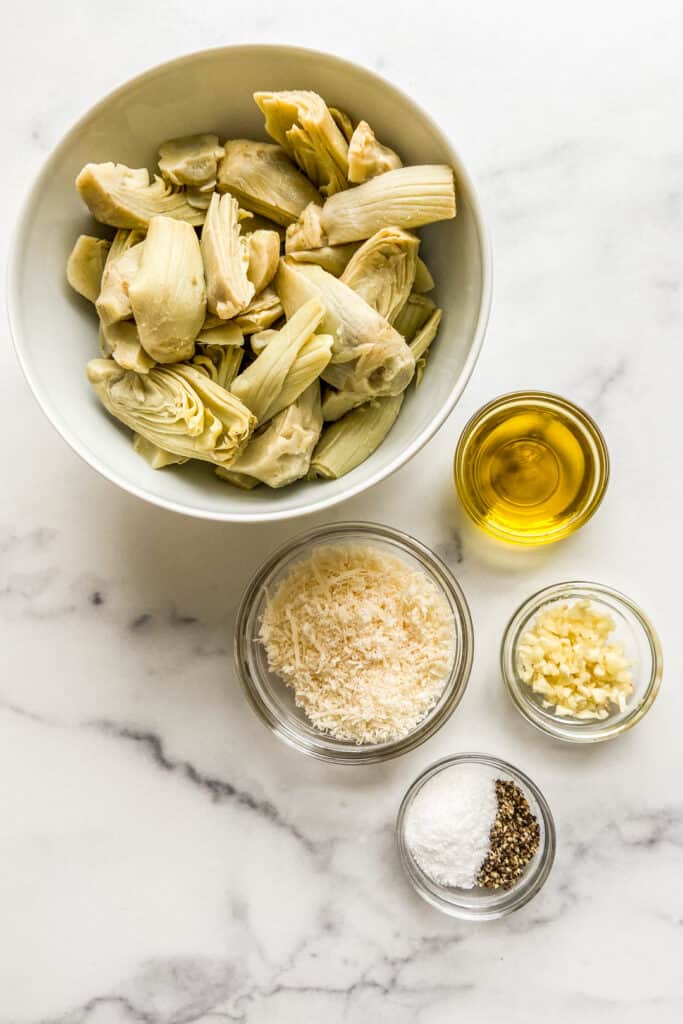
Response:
[[201, 192, 254, 319], [321, 388, 367, 422], [285, 202, 327, 252], [217, 140, 321, 226], [158, 133, 225, 189], [308, 394, 404, 479], [185, 187, 214, 211], [87, 358, 255, 467], [287, 165, 456, 247], [250, 328, 279, 355], [108, 228, 146, 262], [66, 235, 111, 303], [192, 344, 243, 389], [246, 229, 281, 294], [409, 308, 442, 386], [195, 321, 244, 347], [413, 257, 435, 293], [133, 434, 188, 469], [276, 260, 415, 397], [253, 91, 349, 196], [99, 321, 155, 374], [393, 292, 437, 341], [239, 212, 286, 239], [230, 297, 325, 421], [95, 241, 144, 325], [232, 286, 284, 334], [288, 241, 361, 277], [347, 120, 402, 184], [329, 107, 355, 143], [76, 162, 205, 229], [129, 216, 206, 363], [264, 333, 333, 421], [340, 227, 419, 322], [214, 468, 260, 490], [219, 383, 323, 488]]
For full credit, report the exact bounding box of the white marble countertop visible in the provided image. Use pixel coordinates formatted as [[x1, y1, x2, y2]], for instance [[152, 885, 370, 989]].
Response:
[[1, 2, 681, 1021]]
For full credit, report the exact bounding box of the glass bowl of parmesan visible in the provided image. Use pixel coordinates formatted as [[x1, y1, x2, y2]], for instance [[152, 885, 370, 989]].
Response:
[[234, 521, 474, 763], [501, 581, 663, 743], [396, 753, 556, 920]]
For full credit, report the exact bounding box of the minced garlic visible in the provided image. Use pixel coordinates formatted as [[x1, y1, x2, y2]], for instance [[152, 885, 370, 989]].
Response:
[[517, 599, 633, 720]]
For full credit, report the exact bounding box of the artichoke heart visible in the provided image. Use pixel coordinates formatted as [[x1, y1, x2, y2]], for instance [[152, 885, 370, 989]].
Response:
[[218, 382, 323, 489], [250, 328, 279, 355], [99, 321, 155, 374], [87, 358, 255, 467], [133, 434, 189, 469], [195, 321, 244, 347], [191, 343, 244, 389], [393, 292, 437, 341], [321, 388, 367, 422], [158, 133, 225, 189], [263, 333, 333, 422], [253, 91, 349, 196], [329, 107, 355, 143], [201, 192, 254, 319], [347, 120, 402, 183], [340, 227, 419, 323], [76, 162, 205, 229], [96, 241, 144, 325], [413, 257, 435, 293], [232, 286, 284, 334], [288, 241, 361, 277], [276, 259, 415, 398], [246, 229, 281, 294], [309, 394, 404, 480], [410, 308, 442, 386], [66, 235, 111, 303], [230, 297, 325, 422], [287, 165, 456, 248], [129, 215, 206, 364], [217, 140, 321, 226]]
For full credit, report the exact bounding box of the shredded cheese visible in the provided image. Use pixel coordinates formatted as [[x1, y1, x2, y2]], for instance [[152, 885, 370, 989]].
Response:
[[517, 599, 634, 720], [259, 543, 457, 743]]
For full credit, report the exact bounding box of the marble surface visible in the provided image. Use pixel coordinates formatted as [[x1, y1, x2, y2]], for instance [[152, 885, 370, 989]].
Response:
[[1, 2, 681, 1021]]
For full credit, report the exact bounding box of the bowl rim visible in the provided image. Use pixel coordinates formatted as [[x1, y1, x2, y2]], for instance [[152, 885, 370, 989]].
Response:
[[500, 579, 664, 743], [454, 389, 610, 546], [233, 520, 475, 764], [396, 751, 556, 920], [6, 43, 493, 523]]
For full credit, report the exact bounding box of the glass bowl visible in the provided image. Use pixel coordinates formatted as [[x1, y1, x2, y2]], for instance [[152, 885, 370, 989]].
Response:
[[234, 522, 474, 764], [501, 581, 663, 742], [454, 391, 610, 545], [396, 753, 556, 920]]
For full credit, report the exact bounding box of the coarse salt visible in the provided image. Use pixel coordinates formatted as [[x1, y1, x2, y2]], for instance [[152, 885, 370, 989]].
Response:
[[404, 764, 498, 888]]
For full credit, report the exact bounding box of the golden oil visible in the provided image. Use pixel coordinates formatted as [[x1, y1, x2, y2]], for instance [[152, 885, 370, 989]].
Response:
[[454, 392, 609, 546]]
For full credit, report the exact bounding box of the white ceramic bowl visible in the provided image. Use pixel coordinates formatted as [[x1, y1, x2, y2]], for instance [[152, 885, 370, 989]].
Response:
[[8, 45, 491, 522]]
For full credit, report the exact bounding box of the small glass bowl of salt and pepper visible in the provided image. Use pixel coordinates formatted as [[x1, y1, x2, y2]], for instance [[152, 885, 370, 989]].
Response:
[[396, 753, 556, 920]]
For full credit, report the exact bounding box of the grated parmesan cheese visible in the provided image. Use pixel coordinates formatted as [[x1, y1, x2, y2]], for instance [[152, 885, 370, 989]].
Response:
[[259, 543, 457, 744]]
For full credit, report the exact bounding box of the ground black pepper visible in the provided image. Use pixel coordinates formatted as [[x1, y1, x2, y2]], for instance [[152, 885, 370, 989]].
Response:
[[477, 779, 540, 890]]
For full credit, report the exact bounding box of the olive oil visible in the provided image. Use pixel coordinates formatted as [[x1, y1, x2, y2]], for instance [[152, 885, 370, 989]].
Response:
[[455, 392, 609, 545]]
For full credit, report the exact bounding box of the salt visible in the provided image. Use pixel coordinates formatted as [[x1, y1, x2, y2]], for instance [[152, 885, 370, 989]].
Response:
[[404, 763, 498, 888]]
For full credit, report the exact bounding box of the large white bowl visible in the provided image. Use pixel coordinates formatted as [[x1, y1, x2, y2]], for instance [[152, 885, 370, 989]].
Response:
[[8, 45, 491, 522]]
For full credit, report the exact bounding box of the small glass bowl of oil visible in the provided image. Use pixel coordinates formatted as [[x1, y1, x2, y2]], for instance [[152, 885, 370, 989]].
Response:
[[454, 391, 609, 546]]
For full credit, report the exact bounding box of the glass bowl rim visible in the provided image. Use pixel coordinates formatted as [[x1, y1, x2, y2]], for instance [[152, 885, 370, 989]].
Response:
[[500, 579, 663, 743], [453, 389, 610, 546], [395, 751, 556, 920], [233, 520, 475, 764]]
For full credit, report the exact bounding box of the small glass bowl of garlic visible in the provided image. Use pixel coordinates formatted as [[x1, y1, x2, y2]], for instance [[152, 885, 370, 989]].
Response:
[[501, 581, 663, 742]]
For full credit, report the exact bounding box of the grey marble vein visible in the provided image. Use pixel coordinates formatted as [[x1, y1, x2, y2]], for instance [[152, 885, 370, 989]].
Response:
[[90, 720, 315, 852]]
